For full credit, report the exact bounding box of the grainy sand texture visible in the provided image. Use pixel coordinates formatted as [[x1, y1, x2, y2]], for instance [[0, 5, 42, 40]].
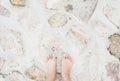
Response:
[[0, 0, 120, 81]]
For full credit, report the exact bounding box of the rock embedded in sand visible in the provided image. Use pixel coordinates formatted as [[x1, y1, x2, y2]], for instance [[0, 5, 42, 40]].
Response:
[[108, 34, 120, 60], [26, 66, 46, 81], [5, 71, 26, 81], [67, 26, 89, 45], [48, 13, 68, 27], [105, 62, 119, 81], [10, 0, 25, 6], [103, 0, 120, 28], [46, 0, 98, 22], [0, 29, 24, 55]]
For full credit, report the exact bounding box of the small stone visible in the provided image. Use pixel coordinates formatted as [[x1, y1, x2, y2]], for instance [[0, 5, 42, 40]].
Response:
[[10, 0, 25, 6], [26, 66, 46, 81], [48, 13, 68, 27], [108, 34, 120, 60], [64, 4, 73, 12]]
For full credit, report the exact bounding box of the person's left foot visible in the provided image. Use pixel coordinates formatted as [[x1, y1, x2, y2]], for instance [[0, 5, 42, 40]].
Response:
[[46, 54, 57, 81]]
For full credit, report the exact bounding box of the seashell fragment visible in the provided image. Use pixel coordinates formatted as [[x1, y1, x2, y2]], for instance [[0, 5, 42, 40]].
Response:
[[0, 58, 5, 71], [0, 5, 11, 17], [67, 25, 89, 45], [103, 0, 120, 28], [48, 13, 68, 27]]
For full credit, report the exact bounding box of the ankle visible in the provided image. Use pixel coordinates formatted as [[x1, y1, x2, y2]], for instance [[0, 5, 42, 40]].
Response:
[[62, 74, 71, 81], [46, 74, 56, 81], [46, 77, 55, 81]]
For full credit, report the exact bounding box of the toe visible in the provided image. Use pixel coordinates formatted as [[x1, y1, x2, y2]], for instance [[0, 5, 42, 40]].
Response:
[[48, 54, 51, 59], [62, 54, 66, 61], [67, 54, 70, 58], [63, 54, 66, 59], [51, 54, 53, 59], [49, 54, 52, 59], [68, 54, 72, 61], [46, 54, 52, 62], [65, 54, 72, 63], [52, 54, 56, 59], [67, 54, 70, 59], [65, 54, 68, 59]]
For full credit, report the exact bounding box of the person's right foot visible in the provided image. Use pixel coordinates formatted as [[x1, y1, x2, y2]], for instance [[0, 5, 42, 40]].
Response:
[[62, 54, 73, 81]]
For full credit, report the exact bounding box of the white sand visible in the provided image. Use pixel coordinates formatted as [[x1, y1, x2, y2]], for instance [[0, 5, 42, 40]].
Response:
[[0, 0, 120, 81]]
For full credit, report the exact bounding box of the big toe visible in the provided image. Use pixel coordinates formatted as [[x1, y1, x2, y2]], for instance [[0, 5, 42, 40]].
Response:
[[68, 54, 72, 62], [63, 54, 67, 59], [52, 54, 56, 59], [46, 54, 51, 62]]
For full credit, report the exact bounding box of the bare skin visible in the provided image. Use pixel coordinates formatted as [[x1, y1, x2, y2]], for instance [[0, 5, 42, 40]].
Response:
[[46, 54, 56, 81], [62, 54, 72, 81], [46, 54, 72, 81]]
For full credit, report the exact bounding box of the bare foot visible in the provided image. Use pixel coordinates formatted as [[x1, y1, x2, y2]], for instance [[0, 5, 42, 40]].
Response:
[[46, 54, 56, 81], [62, 54, 72, 81]]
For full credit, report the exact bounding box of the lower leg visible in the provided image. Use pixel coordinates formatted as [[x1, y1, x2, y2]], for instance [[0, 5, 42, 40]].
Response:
[[46, 54, 56, 81], [62, 54, 73, 81]]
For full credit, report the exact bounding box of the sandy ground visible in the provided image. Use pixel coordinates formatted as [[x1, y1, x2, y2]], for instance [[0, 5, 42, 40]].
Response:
[[0, 0, 120, 81]]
